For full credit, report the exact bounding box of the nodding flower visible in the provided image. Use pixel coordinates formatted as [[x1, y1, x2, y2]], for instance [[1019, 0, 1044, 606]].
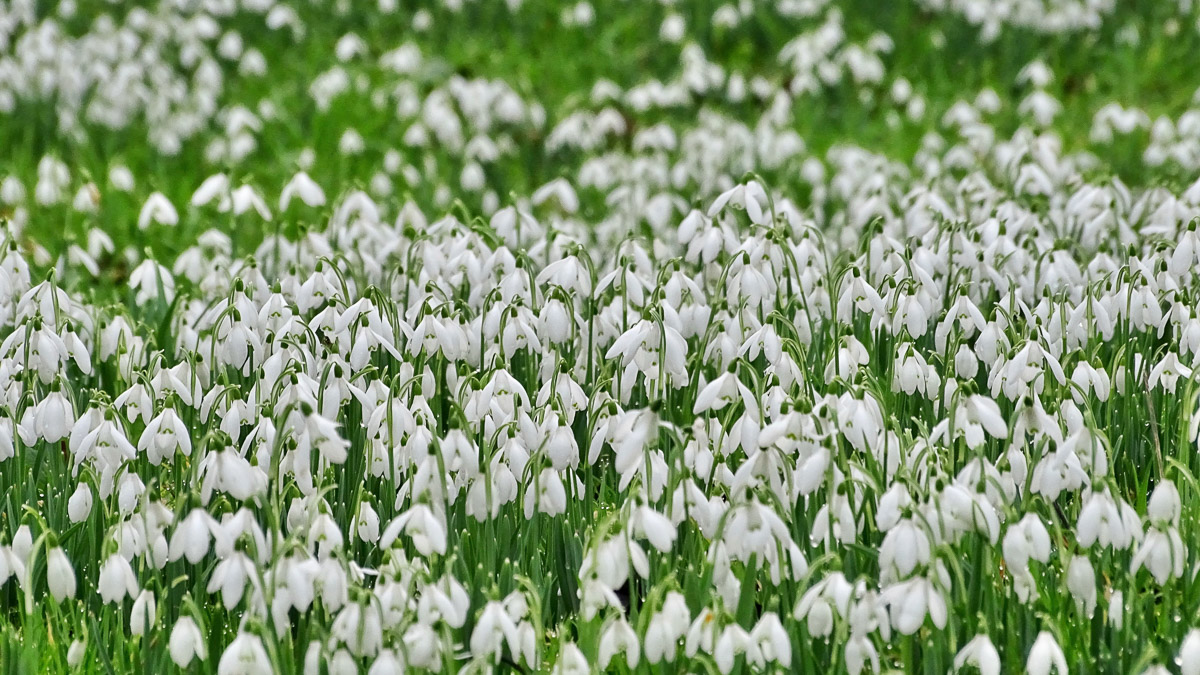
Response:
[[1025, 631, 1068, 675], [138, 192, 178, 230], [217, 632, 272, 675], [955, 635, 1000, 675]]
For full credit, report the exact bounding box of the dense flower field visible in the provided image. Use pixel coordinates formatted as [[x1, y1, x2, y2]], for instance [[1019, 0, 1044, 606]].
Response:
[[4, 0, 1200, 673]]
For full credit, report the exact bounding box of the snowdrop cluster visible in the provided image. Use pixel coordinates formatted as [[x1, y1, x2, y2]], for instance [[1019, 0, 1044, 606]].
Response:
[[4, 1, 1200, 674]]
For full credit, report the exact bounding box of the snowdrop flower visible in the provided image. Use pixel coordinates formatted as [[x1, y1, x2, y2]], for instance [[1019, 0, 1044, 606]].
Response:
[[531, 178, 579, 213], [109, 165, 135, 192], [138, 192, 179, 230], [798, 591, 835, 637], [23, 387, 74, 444], [878, 518, 931, 582], [1108, 590, 1124, 630], [0, 418, 12, 464], [67, 483, 93, 522], [684, 607, 718, 657], [1147, 479, 1181, 527], [1131, 525, 1186, 584], [1077, 488, 1138, 550], [46, 547, 76, 602], [139, 407, 191, 464], [598, 617, 639, 669], [1070, 361, 1111, 403], [694, 371, 751, 414], [1149, 352, 1192, 393], [36, 156, 69, 205], [231, 184, 273, 220], [0, 545, 23, 589], [170, 508, 218, 564], [208, 552, 259, 611], [661, 13, 685, 42], [551, 643, 589, 675], [72, 183, 99, 213], [218, 632, 272, 675], [845, 633, 880, 675], [356, 500, 380, 542], [130, 589, 157, 635], [331, 602, 383, 657], [955, 634, 1000, 675], [523, 467, 568, 518], [713, 623, 760, 674], [400, 623, 440, 669], [129, 260, 176, 305], [1003, 513, 1052, 573], [751, 612, 791, 668], [380, 504, 447, 556], [280, 171, 327, 210], [193, 173, 231, 208], [0, 176, 26, 205], [880, 573, 948, 635], [339, 129, 365, 155], [199, 449, 267, 504], [170, 617, 207, 667], [1065, 555, 1096, 618], [470, 600, 520, 662], [645, 592, 689, 664], [709, 180, 770, 224], [1026, 631, 1068, 675], [98, 554, 138, 604], [956, 395, 1009, 448], [1180, 630, 1200, 675], [630, 505, 676, 553], [11, 527, 31, 566], [67, 640, 86, 668], [1019, 91, 1062, 127], [368, 650, 405, 675]]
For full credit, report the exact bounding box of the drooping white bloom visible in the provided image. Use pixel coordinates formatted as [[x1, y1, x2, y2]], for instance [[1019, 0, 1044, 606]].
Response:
[[217, 633, 272, 675], [880, 574, 948, 635], [170, 508, 219, 564], [46, 547, 76, 602], [67, 640, 86, 668], [550, 643, 589, 675], [139, 407, 191, 464], [645, 592, 689, 664], [380, 504, 447, 556], [1003, 513, 1052, 573], [355, 500, 380, 543], [708, 180, 770, 224], [130, 589, 157, 636], [1131, 526, 1186, 584], [138, 192, 178, 230], [23, 388, 75, 445], [231, 184, 273, 220], [98, 554, 138, 604], [193, 173, 231, 208], [1026, 631, 1068, 675], [470, 600, 520, 662], [129, 260, 176, 305], [1065, 555, 1096, 618], [280, 171, 327, 210], [1180, 630, 1200, 675], [598, 617, 639, 670], [170, 617, 207, 667], [1108, 591, 1124, 630], [331, 602, 384, 657], [1147, 480, 1181, 527], [955, 634, 1000, 675], [67, 484, 93, 523]]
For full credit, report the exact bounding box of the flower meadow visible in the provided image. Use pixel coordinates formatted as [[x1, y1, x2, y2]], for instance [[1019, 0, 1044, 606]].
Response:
[[5, 1, 1200, 674]]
